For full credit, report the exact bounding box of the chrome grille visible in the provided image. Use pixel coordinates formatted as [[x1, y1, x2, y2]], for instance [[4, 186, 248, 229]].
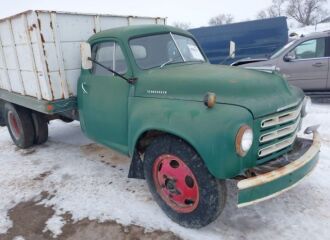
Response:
[[261, 103, 302, 128], [259, 116, 301, 143], [258, 128, 298, 157], [257, 102, 302, 161]]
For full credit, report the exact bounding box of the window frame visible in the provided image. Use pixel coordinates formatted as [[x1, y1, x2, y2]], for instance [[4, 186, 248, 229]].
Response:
[[128, 32, 207, 70], [91, 40, 128, 76], [284, 37, 328, 62]]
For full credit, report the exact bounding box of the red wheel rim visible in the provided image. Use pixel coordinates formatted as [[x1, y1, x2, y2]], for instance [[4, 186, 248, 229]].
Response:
[[8, 111, 21, 140], [153, 154, 199, 213]]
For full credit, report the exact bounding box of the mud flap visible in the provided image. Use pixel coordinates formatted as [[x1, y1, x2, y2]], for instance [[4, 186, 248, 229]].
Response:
[[237, 128, 321, 208], [128, 150, 145, 179]]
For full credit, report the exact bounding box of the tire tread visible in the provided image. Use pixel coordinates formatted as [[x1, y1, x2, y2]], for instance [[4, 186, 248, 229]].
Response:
[[144, 135, 227, 228]]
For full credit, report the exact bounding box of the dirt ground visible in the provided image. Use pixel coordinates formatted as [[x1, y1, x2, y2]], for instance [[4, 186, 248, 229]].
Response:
[[0, 194, 180, 240], [0, 141, 180, 240]]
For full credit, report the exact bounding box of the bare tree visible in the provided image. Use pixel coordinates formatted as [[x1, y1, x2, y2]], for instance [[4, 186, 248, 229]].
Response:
[[286, 0, 329, 26], [269, 0, 287, 17], [209, 14, 234, 26], [257, 0, 287, 19], [172, 21, 191, 30], [256, 10, 269, 19]]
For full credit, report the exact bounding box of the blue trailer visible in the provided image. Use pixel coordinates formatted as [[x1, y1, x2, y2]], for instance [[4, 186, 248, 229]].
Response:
[[189, 17, 288, 64]]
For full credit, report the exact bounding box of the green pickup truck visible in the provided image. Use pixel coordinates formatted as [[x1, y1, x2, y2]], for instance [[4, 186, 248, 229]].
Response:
[[0, 11, 321, 228]]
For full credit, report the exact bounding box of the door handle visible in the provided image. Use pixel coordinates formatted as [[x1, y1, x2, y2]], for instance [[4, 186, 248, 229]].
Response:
[[312, 62, 324, 67], [81, 82, 88, 94]]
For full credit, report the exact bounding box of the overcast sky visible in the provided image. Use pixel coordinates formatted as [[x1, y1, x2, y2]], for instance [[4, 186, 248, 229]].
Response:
[[1, 0, 330, 28]]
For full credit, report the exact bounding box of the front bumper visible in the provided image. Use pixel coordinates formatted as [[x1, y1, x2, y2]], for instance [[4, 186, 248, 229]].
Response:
[[236, 126, 321, 207]]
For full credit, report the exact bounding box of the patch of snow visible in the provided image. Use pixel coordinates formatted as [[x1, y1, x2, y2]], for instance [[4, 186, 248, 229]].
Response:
[[0, 104, 330, 240], [290, 22, 330, 36], [0, 215, 12, 235], [12, 236, 25, 240], [43, 215, 66, 237]]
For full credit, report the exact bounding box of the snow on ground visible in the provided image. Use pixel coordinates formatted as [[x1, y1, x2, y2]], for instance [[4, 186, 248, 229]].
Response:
[[0, 103, 330, 240], [12, 236, 25, 240], [290, 22, 330, 36]]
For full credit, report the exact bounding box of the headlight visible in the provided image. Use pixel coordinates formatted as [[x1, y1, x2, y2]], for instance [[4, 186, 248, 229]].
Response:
[[236, 125, 253, 157], [302, 96, 312, 117]]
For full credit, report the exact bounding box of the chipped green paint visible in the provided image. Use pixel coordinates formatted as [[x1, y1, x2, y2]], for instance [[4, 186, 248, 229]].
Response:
[[78, 25, 307, 180], [1, 25, 318, 207]]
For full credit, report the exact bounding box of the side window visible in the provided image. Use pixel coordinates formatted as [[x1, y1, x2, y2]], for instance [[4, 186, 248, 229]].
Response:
[[290, 38, 325, 60], [114, 44, 128, 74], [92, 41, 127, 76]]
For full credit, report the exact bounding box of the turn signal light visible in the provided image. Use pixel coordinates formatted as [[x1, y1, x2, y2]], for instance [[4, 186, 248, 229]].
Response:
[[204, 92, 216, 108]]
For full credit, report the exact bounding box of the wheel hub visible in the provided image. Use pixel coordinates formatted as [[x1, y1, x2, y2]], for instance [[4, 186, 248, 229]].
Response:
[[165, 178, 180, 194], [8, 111, 21, 140], [153, 154, 199, 213]]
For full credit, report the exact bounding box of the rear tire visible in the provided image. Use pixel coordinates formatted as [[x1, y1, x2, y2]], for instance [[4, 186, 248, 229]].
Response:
[[32, 112, 48, 145], [0, 112, 5, 127], [144, 135, 227, 228], [0, 100, 5, 127], [4, 103, 35, 149]]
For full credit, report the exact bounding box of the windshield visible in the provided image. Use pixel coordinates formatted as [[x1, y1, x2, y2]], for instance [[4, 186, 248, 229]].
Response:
[[270, 40, 297, 59], [129, 33, 206, 70]]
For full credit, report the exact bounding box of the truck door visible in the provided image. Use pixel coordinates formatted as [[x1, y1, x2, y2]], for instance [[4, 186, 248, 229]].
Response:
[[78, 40, 130, 154], [280, 37, 328, 91]]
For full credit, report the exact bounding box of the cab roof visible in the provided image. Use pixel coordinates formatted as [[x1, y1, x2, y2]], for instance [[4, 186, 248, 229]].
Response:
[[88, 24, 192, 42]]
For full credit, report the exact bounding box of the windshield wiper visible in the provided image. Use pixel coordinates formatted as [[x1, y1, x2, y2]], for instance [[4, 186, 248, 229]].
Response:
[[160, 59, 174, 69], [88, 57, 137, 84]]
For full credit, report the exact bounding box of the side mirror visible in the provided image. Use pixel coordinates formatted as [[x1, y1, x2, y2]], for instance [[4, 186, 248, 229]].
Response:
[[229, 41, 236, 59], [284, 53, 296, 62], [80, 42, 92, 70]]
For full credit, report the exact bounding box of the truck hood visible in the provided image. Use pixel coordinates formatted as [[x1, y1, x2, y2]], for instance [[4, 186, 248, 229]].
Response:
[[134, 63, 304, 118]]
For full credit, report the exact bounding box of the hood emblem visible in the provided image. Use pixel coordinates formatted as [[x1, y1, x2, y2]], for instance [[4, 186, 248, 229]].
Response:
[[147, 90, 167, 95]]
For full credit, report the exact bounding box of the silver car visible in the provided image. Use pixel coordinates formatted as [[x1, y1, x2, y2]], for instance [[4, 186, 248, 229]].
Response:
[[232, 31, 330, 93]]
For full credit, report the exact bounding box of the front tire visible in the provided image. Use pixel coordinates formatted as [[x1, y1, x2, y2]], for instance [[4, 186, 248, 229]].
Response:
[[144, 135, 227, 228], [4, 103, 35, 149]]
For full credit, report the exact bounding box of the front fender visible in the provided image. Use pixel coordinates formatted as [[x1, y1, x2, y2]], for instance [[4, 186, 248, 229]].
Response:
[[128, 97, 255, 179]]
